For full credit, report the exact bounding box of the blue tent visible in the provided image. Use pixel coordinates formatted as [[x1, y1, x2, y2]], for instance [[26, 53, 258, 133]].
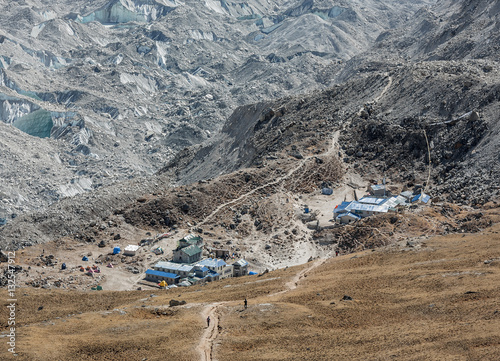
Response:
[[113, 247, 121, 255], [61, 263, 67, 270], [321, 188, 333, 195], [248, 271, 258, 275], [82, 256, 88, 261]]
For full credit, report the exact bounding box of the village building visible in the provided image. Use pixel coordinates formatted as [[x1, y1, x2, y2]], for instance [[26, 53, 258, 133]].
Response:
[[334, 192, 413, 224], [411, 192, 431, 203], [336, 212, 362, 224], [358, 196, 387, 205], [145, 269, 180, 284], [173, 244, 203, 264], [369, 184, 388, 197], [154, 261, 194, 277], [123, 245, 140, 256], [178, 234, 203, 248], [206, 247, 230, 259], [197, 258, 233, 279], [400, 190, 414, 201], [232, 259, 249, 277]]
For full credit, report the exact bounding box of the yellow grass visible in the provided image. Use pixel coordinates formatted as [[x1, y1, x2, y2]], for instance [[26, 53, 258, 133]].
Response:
[[1, 222, 500, 360]]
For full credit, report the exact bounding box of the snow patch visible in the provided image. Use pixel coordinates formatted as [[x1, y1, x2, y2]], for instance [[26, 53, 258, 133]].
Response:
[[58, 177, 93, 198], [31, 23, 46, 38], [120, 72, 159, 94]]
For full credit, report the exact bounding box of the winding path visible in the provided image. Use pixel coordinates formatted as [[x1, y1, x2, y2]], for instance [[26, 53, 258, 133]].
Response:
[[196, 74, 390, 360], [197, 258, 327, 361], [374, 73, 393, 103], [198, 133, 339, 228]]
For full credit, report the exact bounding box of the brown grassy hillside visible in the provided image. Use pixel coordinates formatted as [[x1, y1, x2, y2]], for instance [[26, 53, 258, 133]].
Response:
[[1, 210, 500, 360]]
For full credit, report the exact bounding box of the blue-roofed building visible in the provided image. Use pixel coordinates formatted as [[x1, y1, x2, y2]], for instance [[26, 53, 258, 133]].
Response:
[[346, 201, 390, 217], [411, 192, 431, 204], [206, 269, 220, 281], [145, 269, 180, 284], [197, 258, 233, 279], [333, 201, 352, 218], [194, 265, 209, 278], [336, 212, 362, 224], [154, 261, 194, 277]]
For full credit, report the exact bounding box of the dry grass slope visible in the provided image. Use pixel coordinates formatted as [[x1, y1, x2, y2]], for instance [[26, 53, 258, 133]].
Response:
[[1, 216, 500, 360]]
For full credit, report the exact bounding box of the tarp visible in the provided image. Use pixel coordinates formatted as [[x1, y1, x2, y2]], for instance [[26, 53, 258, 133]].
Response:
[[248, 271, 258, 275], [82, 256, 88, 261], [113, 247, 121, 254], [321, 188, 333, 195]]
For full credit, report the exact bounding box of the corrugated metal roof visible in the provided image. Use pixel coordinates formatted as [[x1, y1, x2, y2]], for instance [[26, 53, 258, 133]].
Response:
[[412, 193, 431, 203], [207, 269, 220, 277], [420, 193, 431, 203], [155, 261, 193, 272], [383, 195, 407, 208], [198, 258, 227, 268], [145, 269, 180, 279], [336, 212, 362, 220], [400, 191, 414, 198], [359, 197, 386, 205], [183, 234, 202, 244], [334, 201, 351, 213], [346, 201, 389, 213], [181, 245, 202, 256], [234, 259, 249, 267]]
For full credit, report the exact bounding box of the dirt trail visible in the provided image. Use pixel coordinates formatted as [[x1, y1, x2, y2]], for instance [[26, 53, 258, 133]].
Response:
[[198, 303, 222, 361], [269, 257, 327, 297], [199, 133, 339, 227], [374, 73, 393, 103], [197, 258, 327, 360]]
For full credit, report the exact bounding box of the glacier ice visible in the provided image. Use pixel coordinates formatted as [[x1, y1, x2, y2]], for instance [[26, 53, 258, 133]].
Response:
[[75, 0, 179, 25]]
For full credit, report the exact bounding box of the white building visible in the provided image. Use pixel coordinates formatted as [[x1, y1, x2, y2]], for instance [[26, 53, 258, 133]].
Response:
[[124, 245, 140, 256]]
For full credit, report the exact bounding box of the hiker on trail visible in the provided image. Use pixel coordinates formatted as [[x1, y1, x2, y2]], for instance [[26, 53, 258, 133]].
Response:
[[244, 298, 247, 309], [335, 250, 339, 257], [207, 316, 210, 327]]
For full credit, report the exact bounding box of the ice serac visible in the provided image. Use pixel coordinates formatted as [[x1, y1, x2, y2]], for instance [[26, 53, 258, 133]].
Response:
[[0, 93, 40, 123], [13, 109, 53, 138], [0, 93, 79, 139], [75, 0, 179, 24], [204, 0, 270, 18]]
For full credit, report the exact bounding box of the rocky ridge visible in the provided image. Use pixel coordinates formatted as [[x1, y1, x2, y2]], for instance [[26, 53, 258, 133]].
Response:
[[0, 0, 434, 221]]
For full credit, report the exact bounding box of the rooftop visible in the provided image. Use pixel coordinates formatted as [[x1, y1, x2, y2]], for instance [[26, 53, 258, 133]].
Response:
[[182, 234, 202, 244], [336, 212, 362, 221], [155, 261, 194, 272], [180, 245, 203, 257], [234, 259, 249, 267], [358, 197, 387, 205], [334, 201, 352, 213], [346, 201, 390, 213], [412, 192, 431, 203], [197, 258, 227, 269], [145, 269, 180, 279]]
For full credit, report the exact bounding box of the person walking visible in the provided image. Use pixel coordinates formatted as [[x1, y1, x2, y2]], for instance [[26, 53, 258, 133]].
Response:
[[244, 298, 247, 309], [207, 316, 210, 327]]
